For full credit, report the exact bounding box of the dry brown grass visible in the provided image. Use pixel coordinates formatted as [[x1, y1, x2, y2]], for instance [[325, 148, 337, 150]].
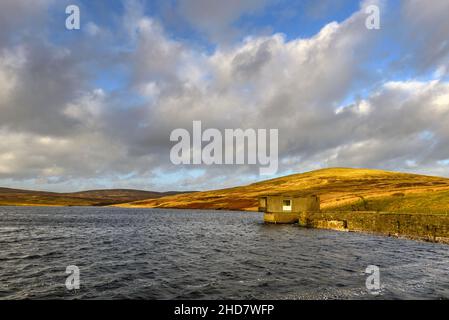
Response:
[[117, 168, 449, 214]]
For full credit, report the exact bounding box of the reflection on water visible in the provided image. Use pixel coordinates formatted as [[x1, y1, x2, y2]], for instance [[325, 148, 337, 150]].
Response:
[[0, 206, 448, 299]]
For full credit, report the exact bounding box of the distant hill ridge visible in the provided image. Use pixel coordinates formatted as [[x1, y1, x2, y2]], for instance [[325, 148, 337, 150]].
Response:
[[0, 188, 188, 207]]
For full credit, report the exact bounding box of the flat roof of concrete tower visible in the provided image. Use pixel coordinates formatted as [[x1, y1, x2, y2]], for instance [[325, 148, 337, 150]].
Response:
[[258, 194, 319, 198]]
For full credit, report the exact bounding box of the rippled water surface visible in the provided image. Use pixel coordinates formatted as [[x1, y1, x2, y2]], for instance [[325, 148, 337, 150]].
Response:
[[1, 206, 449, 299]]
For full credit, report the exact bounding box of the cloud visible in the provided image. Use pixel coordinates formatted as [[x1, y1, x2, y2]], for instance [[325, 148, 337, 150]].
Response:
[[0, 0, 54, 45], [174, 0, 273, 44], [303, 0, 347, 19], [318, 80, 449, 171], [0, 0, 449, 192], [399, 0, 449, 74]]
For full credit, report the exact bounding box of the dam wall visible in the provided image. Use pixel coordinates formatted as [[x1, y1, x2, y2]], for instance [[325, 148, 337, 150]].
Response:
[[297, 211, 449, 244]]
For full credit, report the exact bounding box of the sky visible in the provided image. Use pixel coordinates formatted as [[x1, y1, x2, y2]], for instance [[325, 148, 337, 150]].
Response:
[[0, 0, 449, 192]]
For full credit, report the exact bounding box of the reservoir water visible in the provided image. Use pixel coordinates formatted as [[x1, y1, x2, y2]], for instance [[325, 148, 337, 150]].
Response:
[[0, 206, 448, 299]]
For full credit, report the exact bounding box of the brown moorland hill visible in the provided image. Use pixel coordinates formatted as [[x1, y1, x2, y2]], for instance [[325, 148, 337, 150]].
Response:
[[0, 188, 187, 207], [117, 168, 449, 214]]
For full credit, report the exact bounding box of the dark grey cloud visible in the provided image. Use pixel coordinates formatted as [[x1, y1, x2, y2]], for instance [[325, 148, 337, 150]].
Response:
[[176, 0, 272, 43], [398, 0, 449, 75]]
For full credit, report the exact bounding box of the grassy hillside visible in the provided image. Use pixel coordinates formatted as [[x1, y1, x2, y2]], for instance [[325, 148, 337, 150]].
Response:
[[0, 188, 186, 207], [117, 168, 449, 214]]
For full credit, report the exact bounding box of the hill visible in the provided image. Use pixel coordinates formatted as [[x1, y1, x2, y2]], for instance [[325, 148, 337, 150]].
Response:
[[117, 168, 449, 214], [0, 188, 186, 207]]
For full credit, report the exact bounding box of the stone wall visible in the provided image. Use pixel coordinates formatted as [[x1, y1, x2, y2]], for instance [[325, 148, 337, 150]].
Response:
[[297, 211, 449, 244]]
